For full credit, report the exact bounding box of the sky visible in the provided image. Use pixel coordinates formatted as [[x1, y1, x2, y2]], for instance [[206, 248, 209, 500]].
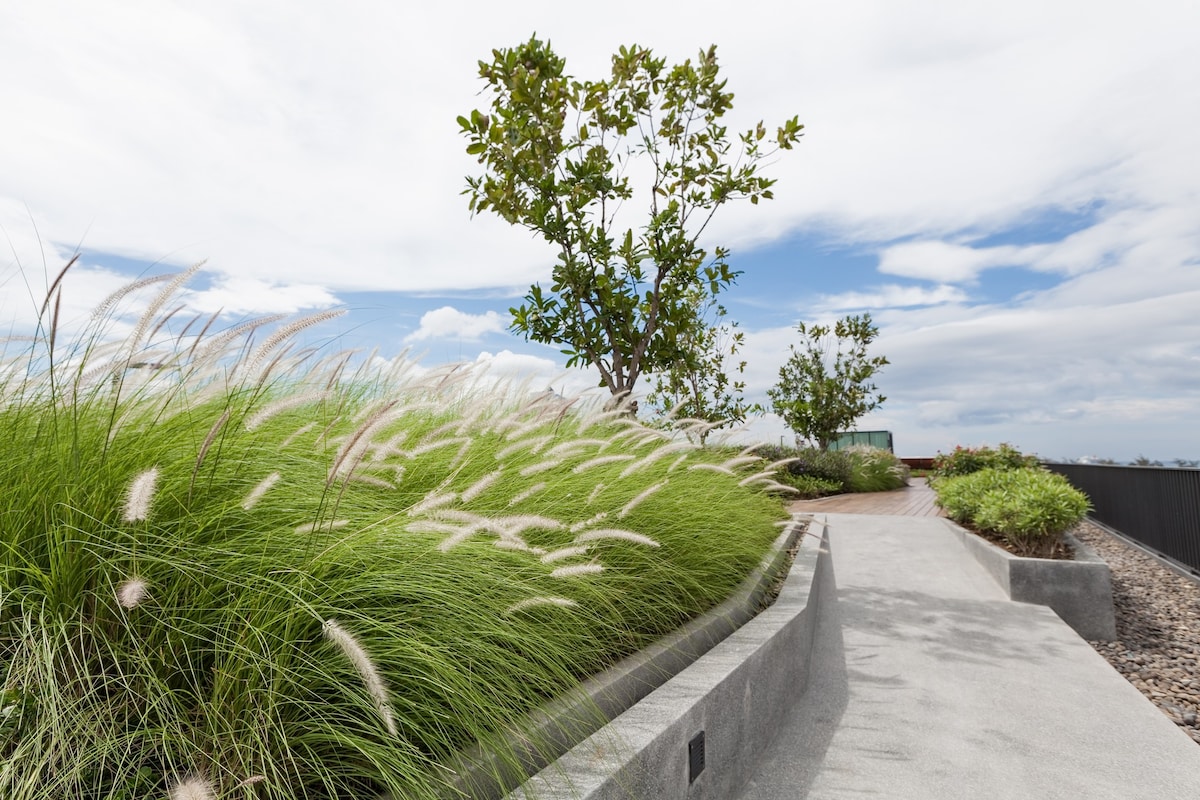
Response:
[[2, 0, 1198, 462]]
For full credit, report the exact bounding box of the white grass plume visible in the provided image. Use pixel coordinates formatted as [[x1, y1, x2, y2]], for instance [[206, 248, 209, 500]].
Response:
[[411, 492, 457, 516], [496, 438, 552, 462], [738, 470, 779, 487], [569, 512, 608, 533], [245, 309, 347, 375], [116, 578, 149, 610], [722, 455, 765, 471], [91, 273, 172, 321], [242, 472, 281, 510], [508, 482, 547, 506], [461, 470, 502, 502], [505, 596, 578, 614], [245, 390, 331, 431], [437, 529, 479, 551], [122, 466, 159, 522], [126, 262, 202, 354], [574, 528, 661, 548], [546, 438, 608, 458], [540, 545, 590, 563], [550, 563, 604, 578], [619, 442, 693, 477], [322, 619, 397, 735], [169, 776, 215, 800], [572, 454, 635, 474], [328, 401, 401, 486], [348, 473, 395, 489], [687, 463, 735, 475], [520, 458, 563, 477], [279, 421, 317, 449], [587, 483, 605, 504], [618, 481, 666, 518]]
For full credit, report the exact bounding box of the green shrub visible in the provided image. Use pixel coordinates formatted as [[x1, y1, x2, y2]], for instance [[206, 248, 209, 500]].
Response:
[[933, 468, 1091, 557], [771, 471, 844, 499], [844, 445, 910, 493], [931, 443, 1040, 478], [754, 444, 852, 492]]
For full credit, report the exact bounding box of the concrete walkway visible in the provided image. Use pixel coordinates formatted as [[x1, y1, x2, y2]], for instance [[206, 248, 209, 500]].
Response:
[[738, 513, 1200, 800]]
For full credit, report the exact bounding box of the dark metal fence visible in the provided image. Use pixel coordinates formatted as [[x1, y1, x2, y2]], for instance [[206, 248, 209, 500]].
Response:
[[1044, 462, 1200, 576]]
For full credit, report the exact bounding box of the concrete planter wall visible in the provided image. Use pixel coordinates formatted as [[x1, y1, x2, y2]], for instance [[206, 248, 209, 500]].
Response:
[[465, 518, 834, 800], [949, 521, 1117, 641]]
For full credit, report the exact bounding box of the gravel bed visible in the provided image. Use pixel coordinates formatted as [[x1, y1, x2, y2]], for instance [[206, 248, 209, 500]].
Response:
[[1073, 521, 1200, 745]]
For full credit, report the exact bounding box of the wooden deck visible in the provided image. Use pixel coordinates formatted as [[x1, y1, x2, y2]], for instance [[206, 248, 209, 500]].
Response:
[[787, 478, 945, 517]]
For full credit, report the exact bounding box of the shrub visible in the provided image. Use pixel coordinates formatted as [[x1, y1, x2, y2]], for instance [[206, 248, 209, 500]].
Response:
[[753, 444, 852, 493], [933, 467, 1091, 557], [771, 471, 844, 499], [931, 442, 1040, 478], [844, 445, 910, 493]]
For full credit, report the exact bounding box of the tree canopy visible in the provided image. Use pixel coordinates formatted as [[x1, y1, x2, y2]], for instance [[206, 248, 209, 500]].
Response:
[[768, 314, 889, 449], [459, 36, 802, 403]]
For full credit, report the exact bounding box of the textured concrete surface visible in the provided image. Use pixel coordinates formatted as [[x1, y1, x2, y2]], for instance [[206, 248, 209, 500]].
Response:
[[508, 521, 833, 799], [954, 523, 1118, 640], [738, 513, 1200, 800]]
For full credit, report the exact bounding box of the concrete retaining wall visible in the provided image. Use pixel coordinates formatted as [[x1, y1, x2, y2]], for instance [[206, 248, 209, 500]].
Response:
[[507, 519, 833, 800], [949, 521, 1117, 641]]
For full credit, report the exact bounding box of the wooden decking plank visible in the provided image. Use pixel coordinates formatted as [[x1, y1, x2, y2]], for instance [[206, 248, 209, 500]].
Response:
[[787, 479, 945, 518]]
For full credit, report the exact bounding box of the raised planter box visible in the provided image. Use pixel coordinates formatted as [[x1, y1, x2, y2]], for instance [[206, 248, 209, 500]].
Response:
[[438, 517, 832, 800], [948, 521, 1117, 641]]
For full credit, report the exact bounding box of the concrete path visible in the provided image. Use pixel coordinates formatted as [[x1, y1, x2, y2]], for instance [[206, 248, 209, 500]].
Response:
[[738, 513, 1200, 800]]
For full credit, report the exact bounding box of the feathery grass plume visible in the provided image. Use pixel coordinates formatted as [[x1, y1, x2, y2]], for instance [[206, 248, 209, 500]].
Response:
[[508, 482, 547, 506], [569, 512, 608, 533], [722, 455, 764, 471], [191, 408, 231, 486], [295, 519, 350, 534], [244, 390, 331, 431], [188, 312, 288, 366], [738, 470, 779, 487], [126, 261, 203, 355], [574, 528, 662, 548], [437, 528, 479, 552], [495, 435, 553, 461], [495, 515, 564, 536], [407, 436, 472, 458], [619, 442, 693, 477], [688, 463, 735, 475], [667, 454, 689, 473], [406, 520, 467, 535], [519, 458, 563, 477], [242, 471, 282, 510], [244, 309, 347, 375], [90, 271, 171, 321], [115, 577, 149, 610], [587, 482, 605, 504], [369, 430, 411, 461], [550, 563, 604, 578], [494, 539, 536, 553], [411, 492, 456, 516], [618, 481, 667, 518], [348, 473, 395, 489], [546, 438, 607, 458], [122, 466, 159, 522], [327, 400, 401, 486], [540, 545, 590, 564], [322, 619, 398, 736], [169, 776, 215, 800], [572, 454, 635, 474], [461, 469, 501, 502], [505, 596, 578, 614]]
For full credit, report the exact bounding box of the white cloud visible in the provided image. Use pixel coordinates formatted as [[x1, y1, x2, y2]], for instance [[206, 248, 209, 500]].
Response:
[[405, 307, 506, 343], [814, 283, 967, 312], [183, 277, 340, 316]]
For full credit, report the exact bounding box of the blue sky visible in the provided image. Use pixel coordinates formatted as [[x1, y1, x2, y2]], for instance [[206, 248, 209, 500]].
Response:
[[3, 0, 1198, 461]]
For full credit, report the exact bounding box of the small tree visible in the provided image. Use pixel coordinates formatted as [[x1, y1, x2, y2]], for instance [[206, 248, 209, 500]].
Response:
[[768, 314, 888, 449], [644, 289, 758, 444], [459, 36, 802, 404]]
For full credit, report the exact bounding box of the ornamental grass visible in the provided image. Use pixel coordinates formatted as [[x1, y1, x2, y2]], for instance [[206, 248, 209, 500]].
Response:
[[0, 265, 788, 798]]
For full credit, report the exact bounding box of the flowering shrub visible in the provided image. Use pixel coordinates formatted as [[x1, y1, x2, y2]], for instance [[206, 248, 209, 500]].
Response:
[[931, 443, 1040, 479]]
